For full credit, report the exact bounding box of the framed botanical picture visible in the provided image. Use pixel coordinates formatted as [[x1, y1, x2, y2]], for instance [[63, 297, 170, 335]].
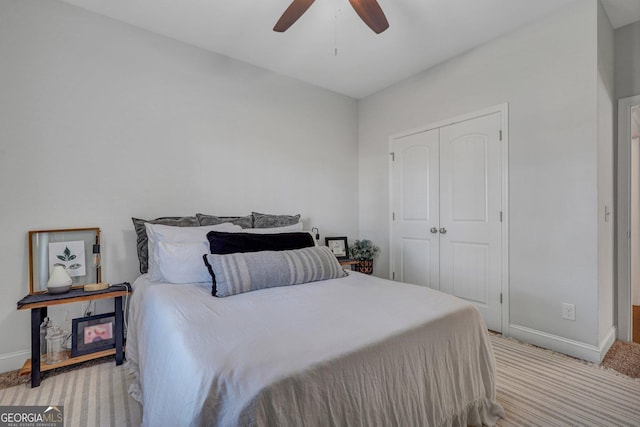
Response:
[[48, 240, 86, 278], [71, 312, 115, 357], [28, 227, 101, 294], [325, 236, 349, 260]]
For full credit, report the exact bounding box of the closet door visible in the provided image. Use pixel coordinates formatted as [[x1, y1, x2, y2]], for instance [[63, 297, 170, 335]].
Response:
[[390, 129, 440, 289], [439, 112, 502, 331]]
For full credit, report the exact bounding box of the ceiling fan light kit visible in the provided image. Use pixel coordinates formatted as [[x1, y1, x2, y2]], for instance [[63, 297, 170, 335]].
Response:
[[274, 0, 389, 34]]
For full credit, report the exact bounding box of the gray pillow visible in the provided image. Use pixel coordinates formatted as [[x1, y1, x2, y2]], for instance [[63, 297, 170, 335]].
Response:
[[132, 216, 199, 274], [252, 211, 301, 228], [203, 246, 346, 297], [196, 213, 253, 229]]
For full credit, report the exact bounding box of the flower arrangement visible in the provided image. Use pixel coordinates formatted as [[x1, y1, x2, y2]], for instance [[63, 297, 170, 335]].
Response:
[[349, 239, 380, 261], [349, 239, 379, 275]]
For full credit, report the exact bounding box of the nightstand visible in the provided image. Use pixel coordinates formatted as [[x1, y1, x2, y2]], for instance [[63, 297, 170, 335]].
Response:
[[339, 259, 358, 270], [17, 283, 131, 388]]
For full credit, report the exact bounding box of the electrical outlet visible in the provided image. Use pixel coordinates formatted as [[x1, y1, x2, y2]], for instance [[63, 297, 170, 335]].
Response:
[[562, 303, 576, 321]]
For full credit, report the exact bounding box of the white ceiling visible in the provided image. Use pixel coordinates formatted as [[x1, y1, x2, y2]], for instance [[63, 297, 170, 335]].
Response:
[[59, 0, 640, 99], [602, 0, 640, 28]]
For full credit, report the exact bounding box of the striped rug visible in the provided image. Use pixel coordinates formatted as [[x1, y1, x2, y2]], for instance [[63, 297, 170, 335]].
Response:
[[493, 335, 640, 426], [0, 335, 638, 426], [0, 362, 141, 426]]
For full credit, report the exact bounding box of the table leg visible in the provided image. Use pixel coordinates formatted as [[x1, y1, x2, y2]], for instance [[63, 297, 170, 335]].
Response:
[[114, 296, 124, 365], [30, 307, 46, 388]]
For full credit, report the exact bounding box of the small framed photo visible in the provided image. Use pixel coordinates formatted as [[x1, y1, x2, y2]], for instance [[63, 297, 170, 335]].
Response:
[[71, 313, 115, 357], [325, 237, 349, 260]]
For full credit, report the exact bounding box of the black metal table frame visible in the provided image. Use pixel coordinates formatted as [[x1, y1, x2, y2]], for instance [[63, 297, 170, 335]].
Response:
[[28, 295, 125, 388]]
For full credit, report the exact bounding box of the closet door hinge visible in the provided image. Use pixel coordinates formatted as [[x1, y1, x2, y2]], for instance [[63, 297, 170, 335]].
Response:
[[500, 293, 503, 304], [499, 130, 503, 141], [392, 272, 395, 280], [499, 211, 503, 222], [392, 212, 395, 221], [390, 152, 395, 161]]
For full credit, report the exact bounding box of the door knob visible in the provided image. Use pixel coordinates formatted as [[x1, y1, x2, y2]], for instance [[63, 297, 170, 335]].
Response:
[[430, 227, 438, 234], [439, 227, 447, 234]]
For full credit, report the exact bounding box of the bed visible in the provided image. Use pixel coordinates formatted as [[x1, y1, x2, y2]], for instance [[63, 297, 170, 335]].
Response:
[[126, 214, 503, 426], [126, 271, 504, 426]]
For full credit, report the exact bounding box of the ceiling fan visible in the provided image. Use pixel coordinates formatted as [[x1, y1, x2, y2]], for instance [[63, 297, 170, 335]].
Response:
[[273, 0, 389, 34]]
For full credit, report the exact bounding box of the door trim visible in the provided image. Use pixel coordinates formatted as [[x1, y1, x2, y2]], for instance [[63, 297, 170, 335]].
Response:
[[617, 94, 640, 342], [388, 103, 510, 335]]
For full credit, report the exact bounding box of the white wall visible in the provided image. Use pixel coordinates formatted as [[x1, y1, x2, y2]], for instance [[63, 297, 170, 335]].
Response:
[[614, 21, 640, 339], [0, 0, 358, 371], [632, 138, 640, 306], [614, 19, 640, 341], [596, 0, 615, 345], [615, 20, 640, 101], [359, 0, 612, 360]]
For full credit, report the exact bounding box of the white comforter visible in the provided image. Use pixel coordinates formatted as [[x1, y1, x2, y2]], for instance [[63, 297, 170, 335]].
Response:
[[126, 272, 504, 427]]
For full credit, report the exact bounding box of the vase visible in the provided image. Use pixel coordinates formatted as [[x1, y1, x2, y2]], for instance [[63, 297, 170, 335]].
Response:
[[46, 325, 68, 364], [355, 260, 374, 275], [47, 265, 72, 294]]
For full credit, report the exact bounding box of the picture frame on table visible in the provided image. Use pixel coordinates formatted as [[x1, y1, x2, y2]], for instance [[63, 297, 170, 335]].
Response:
[[28, 227, 101, 295], [71, 312, 115, 357], [325, 236, 349, 260]]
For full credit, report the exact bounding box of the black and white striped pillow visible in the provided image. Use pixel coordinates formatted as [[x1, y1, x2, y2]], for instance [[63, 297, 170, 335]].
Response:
[[203, 246, 346, 297]]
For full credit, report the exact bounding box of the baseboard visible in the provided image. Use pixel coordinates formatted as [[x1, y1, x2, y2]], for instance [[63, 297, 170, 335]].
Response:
[[0, 349, 30, 374], [598, 326, 617, 361], [509, 324, 616, 363]]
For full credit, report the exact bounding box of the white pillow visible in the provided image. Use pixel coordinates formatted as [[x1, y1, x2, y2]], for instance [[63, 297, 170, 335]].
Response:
[[234, 223, 318, 245], [145, 222, 242, 282], [242, 222, 304, 233], [157, 241, 211, 284]]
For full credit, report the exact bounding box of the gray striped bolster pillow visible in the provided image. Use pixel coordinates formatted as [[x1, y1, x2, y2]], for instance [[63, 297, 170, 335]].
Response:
[[203, 246, 347, 297]]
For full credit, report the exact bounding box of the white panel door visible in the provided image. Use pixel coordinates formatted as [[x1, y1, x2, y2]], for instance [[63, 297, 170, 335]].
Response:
[[439, 112, 502, 331], [390, 129, 440, 289]]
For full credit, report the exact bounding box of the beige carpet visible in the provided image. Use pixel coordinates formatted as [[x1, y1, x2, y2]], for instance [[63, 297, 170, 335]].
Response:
[[0, 335, 638, 426], [601, 340, 640, 378]]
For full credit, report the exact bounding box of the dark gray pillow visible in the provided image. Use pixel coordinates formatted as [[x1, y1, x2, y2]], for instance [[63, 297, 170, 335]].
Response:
[[196, 213, 253, 229], [132, 216, 199, 274], [203, 246, 346, 297], [252, 211, 301, 228]]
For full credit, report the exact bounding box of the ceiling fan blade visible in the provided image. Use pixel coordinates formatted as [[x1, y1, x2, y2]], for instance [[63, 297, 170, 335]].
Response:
[[273, 0, 316, 32], [348, 0, 389, 34]]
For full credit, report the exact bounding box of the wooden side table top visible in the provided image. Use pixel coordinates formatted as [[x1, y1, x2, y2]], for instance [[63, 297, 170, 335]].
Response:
[[17, 283, 131, 310]]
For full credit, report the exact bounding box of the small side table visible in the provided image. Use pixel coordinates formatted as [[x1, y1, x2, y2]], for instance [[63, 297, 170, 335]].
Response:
[[17, 284, 131, 388], [339, 259, 358, 270]]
